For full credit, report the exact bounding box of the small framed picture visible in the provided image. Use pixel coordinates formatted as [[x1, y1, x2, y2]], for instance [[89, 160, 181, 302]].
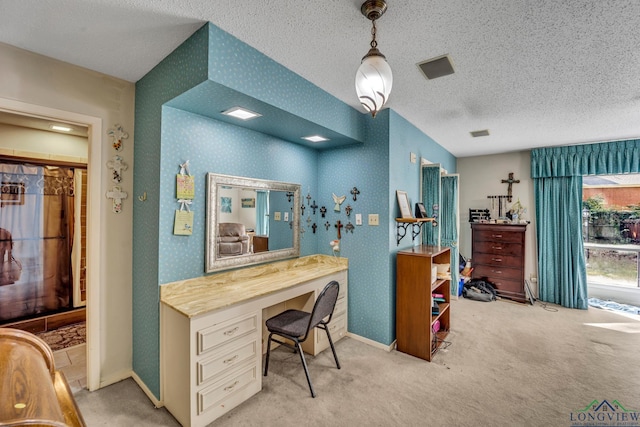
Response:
[[396, 190, 412, 219], [415, 202, 427, 218]]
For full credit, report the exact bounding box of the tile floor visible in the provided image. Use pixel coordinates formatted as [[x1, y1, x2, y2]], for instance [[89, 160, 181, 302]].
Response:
[[53, 343, 86, 393]]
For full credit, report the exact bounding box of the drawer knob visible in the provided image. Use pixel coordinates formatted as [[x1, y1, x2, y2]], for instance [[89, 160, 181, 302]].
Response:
[[491, 258, 502, 262], [223, 327, 239, 336], [224, 380, 239, 392], [492, 270, 502, 274], [492, 234, 502, 238], [492, 246, 502, 250], [223, 355, 239, 364]]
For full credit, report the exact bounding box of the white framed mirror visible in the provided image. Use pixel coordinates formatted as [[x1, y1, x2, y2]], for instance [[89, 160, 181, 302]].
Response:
[[206, 173, 300, 273]]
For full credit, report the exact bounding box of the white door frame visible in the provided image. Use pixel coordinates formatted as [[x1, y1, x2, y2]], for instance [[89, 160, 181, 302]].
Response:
[[0, 97, 101, 391]]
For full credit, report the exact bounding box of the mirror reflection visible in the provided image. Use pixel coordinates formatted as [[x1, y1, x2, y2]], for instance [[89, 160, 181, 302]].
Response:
[[206, 173, 300, 273]]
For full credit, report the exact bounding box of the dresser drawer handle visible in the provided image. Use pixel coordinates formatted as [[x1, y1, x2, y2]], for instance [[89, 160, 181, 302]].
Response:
[[224, 380, 239, 392], [223, 327, 239, 336], [491, 258, 502, 262], [491, 234, 502, 238], [492, 270, 502, 274], [223, 355, 238, 364], [491, 246, 502, 250]]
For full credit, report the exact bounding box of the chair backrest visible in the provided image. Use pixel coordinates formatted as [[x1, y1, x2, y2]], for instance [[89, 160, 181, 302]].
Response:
[[305, 281, 340, 337]]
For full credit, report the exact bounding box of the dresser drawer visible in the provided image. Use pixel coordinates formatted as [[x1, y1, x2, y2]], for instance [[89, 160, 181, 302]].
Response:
[[197, 336, 258, 386], [473, 241, 523, 257], [490, 277, 524, 295], [197, 313, 258, 355], [473, 265, 523, 281], [473, 253, 522, 268], [197, 362, 259, 416], [473, 229, 523, 244]]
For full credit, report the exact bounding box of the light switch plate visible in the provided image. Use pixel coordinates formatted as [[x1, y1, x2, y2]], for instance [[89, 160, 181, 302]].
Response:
[[274, 212, 281, 221], [355, 213, 362, 225], [410, 152, 417, 163], [284, 212, 289, 221]]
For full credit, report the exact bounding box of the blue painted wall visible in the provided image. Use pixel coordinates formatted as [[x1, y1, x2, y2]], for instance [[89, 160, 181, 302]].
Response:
[[133, 22, 456, 399]]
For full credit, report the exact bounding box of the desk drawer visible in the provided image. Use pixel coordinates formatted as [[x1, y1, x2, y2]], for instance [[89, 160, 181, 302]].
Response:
[[334, 297, 347, 317], [197, 336, 258, 386], [197, 362, 259, 416], [197, 313, 258, 355], [317, 313, 346, 348]]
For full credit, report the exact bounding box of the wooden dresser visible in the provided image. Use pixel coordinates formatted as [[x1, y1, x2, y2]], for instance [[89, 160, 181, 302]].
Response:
[[471, 223, 527, 303]]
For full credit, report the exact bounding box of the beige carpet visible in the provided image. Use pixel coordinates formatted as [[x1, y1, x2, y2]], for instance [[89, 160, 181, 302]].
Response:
[[74, 299, 640, 426], [36, 321, 86, 351]]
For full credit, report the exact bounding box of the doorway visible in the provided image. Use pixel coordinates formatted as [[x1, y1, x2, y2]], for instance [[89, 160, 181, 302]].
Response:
[[0, 98, 103, 391]]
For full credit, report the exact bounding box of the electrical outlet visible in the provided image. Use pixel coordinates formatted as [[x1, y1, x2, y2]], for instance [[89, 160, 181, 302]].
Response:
[[368, 214, 379, 226], [274, 212, 281, 221], [355, 213, 362, 225]]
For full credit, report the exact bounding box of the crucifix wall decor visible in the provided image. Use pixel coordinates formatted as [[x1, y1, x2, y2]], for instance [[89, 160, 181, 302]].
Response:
[[335, 220, 343, 239], [501, 172, 520, 202]]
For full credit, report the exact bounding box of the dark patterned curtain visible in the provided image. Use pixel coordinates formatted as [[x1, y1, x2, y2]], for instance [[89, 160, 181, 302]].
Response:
[[0, 162, 75, 322]]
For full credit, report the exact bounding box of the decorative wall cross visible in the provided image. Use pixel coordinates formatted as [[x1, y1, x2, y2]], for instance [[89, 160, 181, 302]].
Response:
[[106, 155, 128, 183], [335, 220, 343, 239], [351, 187, 360, 201], [320, 206, 327, 217], [345, 205, 352, 217], [501, 172, 520, 202], [312, 223, 317, 234], [310, 200, 318, 215], [300, 205, 306, 215], [306, 192, 312, 205], [324, 221, 331, 230], [106, 186, 128, 213]]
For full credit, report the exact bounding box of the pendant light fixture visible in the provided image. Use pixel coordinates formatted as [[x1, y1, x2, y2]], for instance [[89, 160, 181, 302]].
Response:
[[355, 0, 392, 118]]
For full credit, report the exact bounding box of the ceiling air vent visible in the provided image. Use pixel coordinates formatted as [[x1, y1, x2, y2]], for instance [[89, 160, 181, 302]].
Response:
[[417, 54, 455, 80], [470, 129, 490, 137]]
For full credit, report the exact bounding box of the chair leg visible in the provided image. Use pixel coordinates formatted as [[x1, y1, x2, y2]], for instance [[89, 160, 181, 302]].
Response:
[[324, 327, 341, 370], [264, 333, 273, 376], [295, 340, 316, 398]]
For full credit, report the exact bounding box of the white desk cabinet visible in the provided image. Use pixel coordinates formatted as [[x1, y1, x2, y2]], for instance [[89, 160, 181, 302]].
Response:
[[160, 255, 348, 427]]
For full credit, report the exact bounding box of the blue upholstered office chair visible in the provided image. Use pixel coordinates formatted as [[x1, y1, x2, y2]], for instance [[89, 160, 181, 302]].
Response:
[[263, 280, 341, 398]]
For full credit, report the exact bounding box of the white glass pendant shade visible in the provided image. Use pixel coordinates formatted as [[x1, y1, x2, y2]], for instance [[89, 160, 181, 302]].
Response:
[[355, 53, 393, 118]]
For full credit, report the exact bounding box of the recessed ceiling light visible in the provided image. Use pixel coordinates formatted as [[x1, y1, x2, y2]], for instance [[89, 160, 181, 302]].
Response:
[[302, 135, 329, 143], [50, 124, 73, 132], [470, 129, 490, 137], [221, 107, 262, 121]]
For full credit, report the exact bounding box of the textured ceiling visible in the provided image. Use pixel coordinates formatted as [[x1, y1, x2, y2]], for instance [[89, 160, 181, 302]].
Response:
[[2, 0, 640, 157]]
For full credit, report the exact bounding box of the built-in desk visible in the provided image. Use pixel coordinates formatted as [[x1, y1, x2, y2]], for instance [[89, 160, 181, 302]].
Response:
[[160, 255, 348, 427]]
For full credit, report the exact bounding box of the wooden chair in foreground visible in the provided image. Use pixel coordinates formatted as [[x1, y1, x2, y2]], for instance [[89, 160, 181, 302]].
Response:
[[0, 327, 86, 427]]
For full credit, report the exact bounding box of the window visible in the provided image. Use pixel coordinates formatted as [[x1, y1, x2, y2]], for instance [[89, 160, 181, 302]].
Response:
[[583, 174, 640, 288]]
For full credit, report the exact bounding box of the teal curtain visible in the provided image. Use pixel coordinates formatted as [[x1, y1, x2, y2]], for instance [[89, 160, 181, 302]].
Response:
[[421, 165, 440, 246], [531, 139, 640, 178], [534, 175, 587, 309], [441, 175, 459, 295], [256, 190, 268, 236], [531, 140, 639, 309]]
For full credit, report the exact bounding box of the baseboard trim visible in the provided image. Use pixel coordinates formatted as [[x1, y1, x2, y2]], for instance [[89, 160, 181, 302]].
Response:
[[346, 332, 396, 352], [131, 371, 163, 408], [98, 369, 134, 391]]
